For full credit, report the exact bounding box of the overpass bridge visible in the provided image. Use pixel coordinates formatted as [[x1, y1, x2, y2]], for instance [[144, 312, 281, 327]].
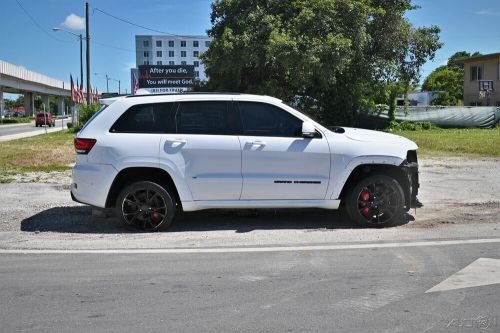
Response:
[[0, 60, 71, 117]]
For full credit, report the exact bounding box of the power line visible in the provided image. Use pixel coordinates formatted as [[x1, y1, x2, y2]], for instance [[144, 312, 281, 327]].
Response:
[[92, 40, 134, 53], [14, 0, 72, 43], [93, 7, 181, 37]]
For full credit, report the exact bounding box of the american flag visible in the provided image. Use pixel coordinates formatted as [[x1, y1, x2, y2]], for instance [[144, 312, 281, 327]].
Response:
[[132, 71, 139, 95]]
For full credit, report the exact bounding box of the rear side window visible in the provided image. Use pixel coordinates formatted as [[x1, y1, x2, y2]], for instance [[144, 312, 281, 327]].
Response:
[[175, 101, 231, 135], [238, 102, 302, 137], [110, 103, 174, 133]]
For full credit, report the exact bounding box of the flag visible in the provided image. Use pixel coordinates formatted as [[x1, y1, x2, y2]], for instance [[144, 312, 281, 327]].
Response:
[[75, 78, 80, 104], [132, 71, 139, 95], [95, 87, 100, 104], [76, 78, 83, 104], [79, 78, 84, 104], [70, 75, 75, 102]]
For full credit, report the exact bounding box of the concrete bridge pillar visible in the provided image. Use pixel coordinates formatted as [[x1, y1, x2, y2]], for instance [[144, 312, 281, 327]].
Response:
[[24, 92, 34, 116], [42, 95, 50, 113], [57, 96, 65, 116], [0, 88, 4, 118]]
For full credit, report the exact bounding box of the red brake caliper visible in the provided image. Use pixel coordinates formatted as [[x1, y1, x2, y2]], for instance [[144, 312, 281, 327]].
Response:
[[360, 191, 371, 216], [151, 211, 162, 222]]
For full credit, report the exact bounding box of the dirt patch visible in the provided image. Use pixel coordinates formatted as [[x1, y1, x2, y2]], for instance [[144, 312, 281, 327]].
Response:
[[403, 157, 500, 228]]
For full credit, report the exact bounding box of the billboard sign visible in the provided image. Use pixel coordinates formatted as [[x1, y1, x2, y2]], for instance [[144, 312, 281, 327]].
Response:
[[138, 65, 195, 88]]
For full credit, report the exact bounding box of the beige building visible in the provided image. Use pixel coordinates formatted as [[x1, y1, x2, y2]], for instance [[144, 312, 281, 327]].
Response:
[[461, 53, 500, 106]]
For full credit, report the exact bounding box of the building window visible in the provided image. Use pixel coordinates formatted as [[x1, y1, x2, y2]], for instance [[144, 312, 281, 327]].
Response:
[[144, 60, 149, 65], [168, 40, 174, 47], [169, 61, 174, 65], [193, 51, 199, 57], [156, 40, 162, 47], [193, 41, 199, 47], [205, 41, 211, 47], [181, 51, 186, 57], [144, 51, 149, 57], [156, 51, 162, 57], [143, 40, 149, 47], [470, 65, 483, 81], [181, 61, 187, 65], [181, 40, 186, 47], [194, 61, 199, 68], [157, 61, 162, 65], [194, 71, 199, 78], [169, 51, 174, 57]]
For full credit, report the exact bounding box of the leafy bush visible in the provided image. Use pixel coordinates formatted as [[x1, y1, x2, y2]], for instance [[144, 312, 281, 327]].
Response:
[[0, 117, 34, 124], [72, 104, 100, 132], [386, 120, 440, 132], [79, 104, 100, 125], [66, 122, 73, 129]]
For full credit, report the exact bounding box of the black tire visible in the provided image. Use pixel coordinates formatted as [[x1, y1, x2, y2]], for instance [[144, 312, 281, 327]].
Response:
[[345, 174, 405, 227], [115, 181, 176, 231]]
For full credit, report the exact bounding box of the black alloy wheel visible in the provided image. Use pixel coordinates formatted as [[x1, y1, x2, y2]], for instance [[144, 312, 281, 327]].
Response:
[[116, 181, 175, 231], [345, 175, 405, 227]]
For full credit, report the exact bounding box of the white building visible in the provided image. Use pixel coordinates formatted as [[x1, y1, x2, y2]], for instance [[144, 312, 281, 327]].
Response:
[[135, 35, 212, 81]]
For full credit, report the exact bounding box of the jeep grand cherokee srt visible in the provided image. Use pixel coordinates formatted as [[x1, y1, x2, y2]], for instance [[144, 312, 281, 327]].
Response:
[[71, 93, 420, 231]]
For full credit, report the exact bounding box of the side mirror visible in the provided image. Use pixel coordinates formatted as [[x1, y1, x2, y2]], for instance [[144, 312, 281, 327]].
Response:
[[302, 121, 316, 138]]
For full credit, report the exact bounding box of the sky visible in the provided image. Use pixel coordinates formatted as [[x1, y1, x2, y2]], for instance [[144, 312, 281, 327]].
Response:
[[0, 0, 499, 98]]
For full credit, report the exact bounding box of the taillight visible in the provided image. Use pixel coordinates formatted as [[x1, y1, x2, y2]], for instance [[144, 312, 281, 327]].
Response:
[[74, 138, 97, 154]]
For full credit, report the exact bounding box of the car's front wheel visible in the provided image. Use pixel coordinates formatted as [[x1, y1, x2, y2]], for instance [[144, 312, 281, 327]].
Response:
[[345, 174, 405, 227], [116, 181, 176, 231]]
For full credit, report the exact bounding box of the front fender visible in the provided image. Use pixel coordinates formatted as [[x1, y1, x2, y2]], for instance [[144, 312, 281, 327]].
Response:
[[328, 155, 405, 200]]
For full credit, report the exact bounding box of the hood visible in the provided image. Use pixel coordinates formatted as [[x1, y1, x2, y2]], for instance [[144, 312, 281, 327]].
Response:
[[339, 127, 418, 149]]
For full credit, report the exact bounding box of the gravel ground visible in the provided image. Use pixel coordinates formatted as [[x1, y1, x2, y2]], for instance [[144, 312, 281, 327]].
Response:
[[0, 157, 498, 250]]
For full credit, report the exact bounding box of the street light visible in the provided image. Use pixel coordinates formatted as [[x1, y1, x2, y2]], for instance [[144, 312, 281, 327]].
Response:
[[94, 72, 109, 93], [94, 73, 120, 94], [109, 77, 121, 95], [52, 28, 83, 90]]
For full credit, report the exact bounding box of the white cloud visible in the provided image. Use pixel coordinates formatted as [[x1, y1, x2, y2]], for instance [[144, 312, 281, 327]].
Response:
[[438, 59, 448, 67], [475, 9, 500, 16], [61, 13, 85, 30]]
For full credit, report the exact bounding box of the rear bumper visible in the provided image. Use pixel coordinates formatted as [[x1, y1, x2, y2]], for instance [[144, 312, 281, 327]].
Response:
[[71, 163, 117, 208]]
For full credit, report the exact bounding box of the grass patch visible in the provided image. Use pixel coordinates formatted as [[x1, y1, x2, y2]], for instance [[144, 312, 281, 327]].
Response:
[[0, 130, 75, 177], [393, 127, 500, 157]]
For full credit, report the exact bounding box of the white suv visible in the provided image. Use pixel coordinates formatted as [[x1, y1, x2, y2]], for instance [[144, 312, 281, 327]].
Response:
[[71, 93, 420, 230]]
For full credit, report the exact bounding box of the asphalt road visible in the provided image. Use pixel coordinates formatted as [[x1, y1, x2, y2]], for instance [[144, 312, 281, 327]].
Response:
[[1, 241, 498, 332], [0, 118, 70, 138]]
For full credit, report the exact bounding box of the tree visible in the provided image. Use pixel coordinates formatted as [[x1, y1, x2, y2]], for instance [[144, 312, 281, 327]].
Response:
[[422, 51, 481, 105], [422, 66, 463, 105], [202, 0, 441, 125]]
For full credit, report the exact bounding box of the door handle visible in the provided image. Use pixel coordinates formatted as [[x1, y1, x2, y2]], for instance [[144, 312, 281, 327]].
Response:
[[248, 141, 266, 147], [165, 139, 187, 147]]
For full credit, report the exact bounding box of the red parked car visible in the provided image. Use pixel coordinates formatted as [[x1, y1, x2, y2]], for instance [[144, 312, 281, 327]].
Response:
[[35, 113, 55, 127]]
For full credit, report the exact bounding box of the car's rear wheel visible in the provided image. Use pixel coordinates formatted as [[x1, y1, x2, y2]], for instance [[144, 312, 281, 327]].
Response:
[[116, 181, 175, 231], [345, 175, 405, 227]]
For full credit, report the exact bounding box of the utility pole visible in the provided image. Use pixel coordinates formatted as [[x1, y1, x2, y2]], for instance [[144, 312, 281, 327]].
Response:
[[79, 34, 83, 88], [85, 1, 91, 105]]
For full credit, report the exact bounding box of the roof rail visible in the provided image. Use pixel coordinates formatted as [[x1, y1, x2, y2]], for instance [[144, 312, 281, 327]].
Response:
[[126, 91, 246, 98]]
